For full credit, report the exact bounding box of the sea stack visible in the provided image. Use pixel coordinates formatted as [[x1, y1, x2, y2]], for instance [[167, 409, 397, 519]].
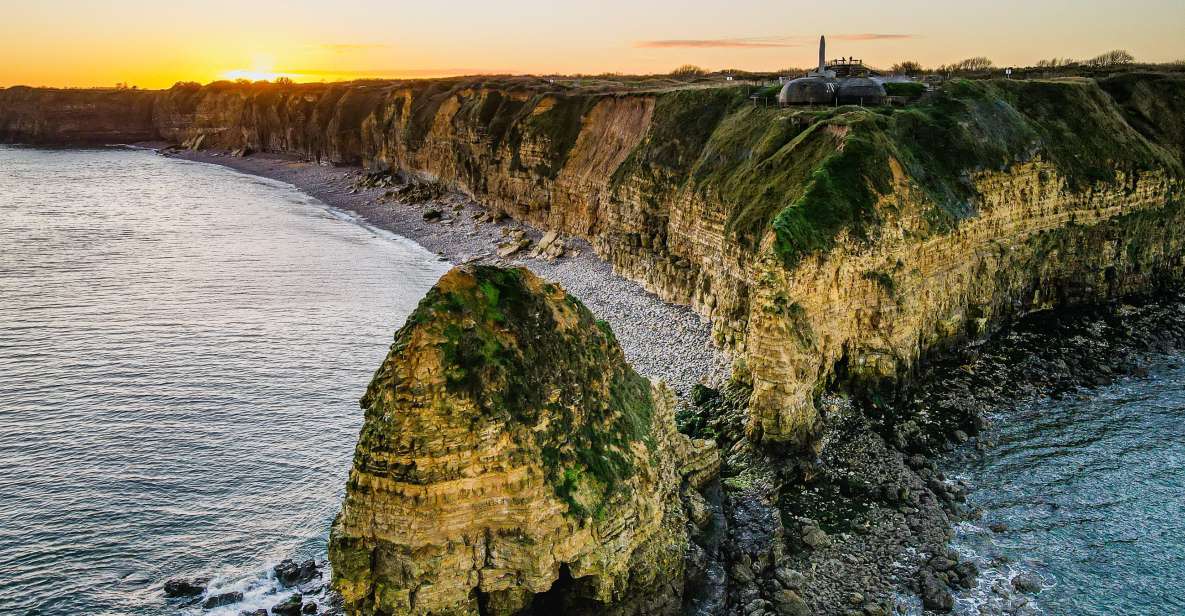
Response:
[[328, 265, 718, 616]]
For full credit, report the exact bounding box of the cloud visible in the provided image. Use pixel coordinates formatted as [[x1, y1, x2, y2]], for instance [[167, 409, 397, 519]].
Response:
[[318, 43, 392, 53], [634, 33, 913, 49], [830, 33, 914, 41], [635, 37, 800, 49], [284, 67, 495, 79]]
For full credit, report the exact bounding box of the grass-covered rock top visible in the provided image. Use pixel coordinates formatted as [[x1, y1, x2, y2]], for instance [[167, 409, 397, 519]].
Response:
[[359, 265, 655, 519]]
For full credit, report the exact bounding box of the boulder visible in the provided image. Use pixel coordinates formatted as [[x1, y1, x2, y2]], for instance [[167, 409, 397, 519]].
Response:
[[162, 577, 208, 598], [770, 589, 810, 616], [1011, 573, 1042, 593], [271, 593, 304, 616], [274, 559, 320, 587], [202, 591, 243, 609], [917, 572, 953, 612], [801, 525, 831, 549]]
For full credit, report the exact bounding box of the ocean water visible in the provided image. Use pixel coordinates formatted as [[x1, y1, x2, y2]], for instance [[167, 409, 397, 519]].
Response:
[[0, 146, 450, 615], [949, 357, 1185, 615]]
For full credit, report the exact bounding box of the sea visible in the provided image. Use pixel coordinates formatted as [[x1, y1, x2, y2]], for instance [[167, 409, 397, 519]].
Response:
[[946, 357, 1185, 615], [0, 145, 449, 615]]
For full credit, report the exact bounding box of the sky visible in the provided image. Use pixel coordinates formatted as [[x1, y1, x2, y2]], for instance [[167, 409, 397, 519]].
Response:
[[2, 0, 1183, 89]]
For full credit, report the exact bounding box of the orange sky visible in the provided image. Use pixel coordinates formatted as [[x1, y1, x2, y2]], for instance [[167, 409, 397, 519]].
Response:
[[3, 0, 1183, 89]]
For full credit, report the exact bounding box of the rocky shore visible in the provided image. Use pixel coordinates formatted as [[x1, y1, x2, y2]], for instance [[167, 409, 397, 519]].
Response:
[[164, 148, 730, 401]]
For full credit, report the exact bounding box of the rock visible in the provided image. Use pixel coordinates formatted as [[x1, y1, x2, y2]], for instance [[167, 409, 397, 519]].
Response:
[[953, 561, 979, 589], [770, 589, 810, 616], [988, 521, 1008, 533], [918, 572, 954, 612], [774, 566, 805, 590], [848, 592, 864, 605], [530, 231, 566, 260], [1011, 573, 1042, 593], [302, 602, 318, 614], [422, 208, 442, 222], [271, 593, 304, 616], [328, 266, 718, 616], [928, 556, 956, 572], [274, 559, 319, 587], [162, 577, 208, 597], [495, 238, 530, 258], [202, 591, 243, 609], [685, 489, 712, 529], [691, 383, 719, 405], [239, 610, 267, 616], [730, 562, 756, 584], [801, 525, 831, 549]]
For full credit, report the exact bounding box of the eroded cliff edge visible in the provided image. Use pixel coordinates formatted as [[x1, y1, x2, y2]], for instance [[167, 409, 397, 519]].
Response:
[[327, 265, 718, 616], [4, 74, 1185, 450]]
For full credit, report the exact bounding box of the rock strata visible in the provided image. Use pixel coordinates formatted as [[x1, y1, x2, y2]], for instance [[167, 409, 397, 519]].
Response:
[[5, 76, 1185, 451], [328, 265, 718, 616]]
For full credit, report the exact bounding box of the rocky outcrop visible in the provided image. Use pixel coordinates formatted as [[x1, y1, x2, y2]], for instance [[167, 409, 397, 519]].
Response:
[[5, 74, 1185, 450], [327, 265, 717, 616]]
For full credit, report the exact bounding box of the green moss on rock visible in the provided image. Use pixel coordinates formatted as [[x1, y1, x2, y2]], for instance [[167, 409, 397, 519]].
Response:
[[362, 265, 656, 518]]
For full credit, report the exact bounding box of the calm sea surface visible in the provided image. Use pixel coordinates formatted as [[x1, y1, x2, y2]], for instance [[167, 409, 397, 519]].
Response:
[[0, 146, 449, 615]]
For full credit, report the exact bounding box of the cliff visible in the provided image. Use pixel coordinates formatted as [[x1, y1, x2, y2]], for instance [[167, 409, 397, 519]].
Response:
[[5, 74, 1185, 449], [327, 265, 718, 616], [0, 86, 157, 144]]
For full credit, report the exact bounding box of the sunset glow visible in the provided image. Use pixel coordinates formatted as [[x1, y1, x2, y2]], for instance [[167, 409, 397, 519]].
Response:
[[2, 0, 1183, 88]]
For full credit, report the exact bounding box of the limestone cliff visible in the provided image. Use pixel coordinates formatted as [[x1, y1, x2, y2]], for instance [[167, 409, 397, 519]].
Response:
[[327, 265, 717, 616], [0, 86, 157, 144], [5, 73, 1185, 449]]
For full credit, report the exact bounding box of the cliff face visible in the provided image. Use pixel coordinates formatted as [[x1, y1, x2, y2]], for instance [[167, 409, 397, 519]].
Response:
[[0, 86, 157, 144], [328, 265, 717, 616], [5, 74, 1184, 448]]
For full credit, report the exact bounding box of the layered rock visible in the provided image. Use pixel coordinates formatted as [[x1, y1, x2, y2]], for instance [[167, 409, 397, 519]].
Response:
[[0, 86, 157, 144], [5, 74, 1185, 449], [328, 265, 717, 616]]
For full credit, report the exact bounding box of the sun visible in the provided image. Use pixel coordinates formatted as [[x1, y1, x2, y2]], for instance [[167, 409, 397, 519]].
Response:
[[221, 69, 294, 82], [221, 53, 299, 82]]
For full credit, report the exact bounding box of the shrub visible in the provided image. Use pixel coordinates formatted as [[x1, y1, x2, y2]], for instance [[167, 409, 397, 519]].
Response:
[[670, 64, 707, 77], [884, 82, 926, 98]]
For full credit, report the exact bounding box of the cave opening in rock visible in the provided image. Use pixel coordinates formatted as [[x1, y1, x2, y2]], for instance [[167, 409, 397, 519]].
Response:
[[517, 564, 603, 616]]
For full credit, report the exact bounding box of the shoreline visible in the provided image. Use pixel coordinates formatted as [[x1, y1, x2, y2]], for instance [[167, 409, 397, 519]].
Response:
[[162, 148, 730, 401]]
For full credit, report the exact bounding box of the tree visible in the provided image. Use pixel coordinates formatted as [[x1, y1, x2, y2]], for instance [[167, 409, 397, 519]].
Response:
[[1086, 50, 1135, 67], [670, 64, 707, 77], [1035, 57, 1077, 68], [274, 76, 294, 85], [955, 57, 994, 71], [891, 60, 924, 75]]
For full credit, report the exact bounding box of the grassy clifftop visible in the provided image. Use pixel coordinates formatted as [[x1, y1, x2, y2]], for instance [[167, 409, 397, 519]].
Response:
[[613, 77, 1185, 269]]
